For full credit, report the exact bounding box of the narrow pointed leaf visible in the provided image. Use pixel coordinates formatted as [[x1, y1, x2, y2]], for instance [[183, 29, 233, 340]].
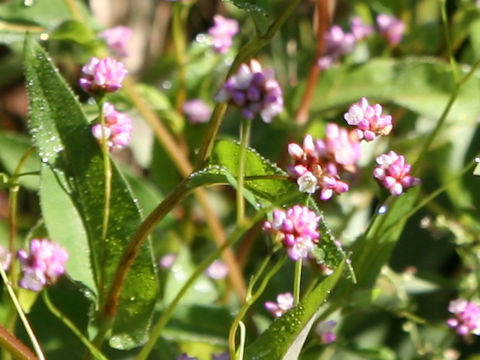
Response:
[[244, 259, 345, 359], [24, 36, 158, 349]]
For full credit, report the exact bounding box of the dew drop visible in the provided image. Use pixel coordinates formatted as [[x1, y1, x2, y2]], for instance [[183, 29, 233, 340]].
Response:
[[161, 81, 172, 90], [475, 157, 480, 163], [23, 0, 34, 6], [378, 205, 388, 214]]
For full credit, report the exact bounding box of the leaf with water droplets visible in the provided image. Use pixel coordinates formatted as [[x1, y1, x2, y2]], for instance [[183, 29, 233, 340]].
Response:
[[210, 139, 302, 207], [244, 259, 345, 360], [24, 36, 158, 349]]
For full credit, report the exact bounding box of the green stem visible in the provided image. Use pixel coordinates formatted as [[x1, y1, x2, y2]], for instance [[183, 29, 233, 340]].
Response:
[[196, 0, 303, 166], [414, 58, 480, 171], [384, 160, 476, 237], [237, 321, 246, 360], [0, 268, 45, 360], [137, 213, 267, 360], [237, 118, 252, 225], [440, 0, 459, 82], [172, 2, 188, 111], [0, 324, 38, 360], [102, 178, 191, 331], [42, 292, 108, 360], [228, 256, 286, 359], [293, 259, 302, 304]]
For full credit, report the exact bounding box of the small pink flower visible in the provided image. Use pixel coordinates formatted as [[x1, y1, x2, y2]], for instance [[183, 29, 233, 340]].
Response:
[[182, 99, 212, 124], [18, 238, 68, 292], [318, 25, 355, 70], [79, 57, 128, 93], [205, 260, 229, 280], [344, 97, 393, 141], [263, 205, 320, 261], [159, 253, 177, 269], [215, 59, 283, 123], [316, 320, 337, 344], [208, 15, 239, 54], [92, 102, 133, 152], [99, 26, 132, 58], [376, 14, 405, 47], [447, 299, 480, 336], [350, 17, 373, 41], [373, 151, 420, 196], [265, 292, 294, 317]]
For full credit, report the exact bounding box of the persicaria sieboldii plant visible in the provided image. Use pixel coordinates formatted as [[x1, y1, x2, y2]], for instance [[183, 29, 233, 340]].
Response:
[[3, 1, 479, 359]]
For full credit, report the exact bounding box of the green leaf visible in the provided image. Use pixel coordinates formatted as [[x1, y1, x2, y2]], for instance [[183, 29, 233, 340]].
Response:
[[0, 131, 40, 190], [210, 139, 301, 207], [244, 259, 345, 359], [332, 187, 421, 305], [40, 166, 97, 295], [50, 20, 96, 45], [223, 0, 269, 36], [299, 57, 480, 124], [24, 36, 158, 349], [474, 162, 480, 176]]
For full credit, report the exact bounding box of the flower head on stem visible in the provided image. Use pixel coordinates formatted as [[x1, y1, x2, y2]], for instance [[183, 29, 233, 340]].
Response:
[[265, 292, 294, 317], [99, 26, 132, 58], [79, 57, 128, 93], [373, 151, 420, 196], [215, 59, 283, 123], [447, 299, 480, 336], [263, 205, 321, 261], [208, 15, 239, 54], [17, 238, 68, 292], [91, 102, 133, 152], [344, 97, 393, 141]]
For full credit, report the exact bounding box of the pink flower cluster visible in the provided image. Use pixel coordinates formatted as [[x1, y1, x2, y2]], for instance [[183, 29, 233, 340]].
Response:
[[316, 320, 337, 344], [318, 14, 404, 69], [99, 26, 132, 58], [377, 14, 405, 47], [265, 292, 294, 317], [373, 151, 420, 196], [92, 102, 133, 152], [288, 125, 361, 201], [344, 97, 393, 141], [263, 205, 320, 261], [215, 59, 283, 123], [182, 99, 212, 124], [447, 299, 480, 336], [18, 238, 68, 292], [79, 57, 128, 93], [0, 245, 11, 270], [208, 15, 239, 54]]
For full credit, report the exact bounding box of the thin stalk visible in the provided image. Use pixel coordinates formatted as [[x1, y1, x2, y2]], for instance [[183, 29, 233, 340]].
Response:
[[237, 118, 252, 225], [64, 0, 83, 21], [384, 160, 476, 237], [293, 259, 302, 304], [228, 256, 287, 359], [97, 98, 112, 301], [42, 292, 108, 360], [236, 321, 246, 360], [440, 0, 459, 82], [414, 58, 480, 171], [0, 268, 45, 360], [0, 324, 38, 360], [137, 213, 266, 360], [172, 2, 188, 111], [294, 0, 331, 124]]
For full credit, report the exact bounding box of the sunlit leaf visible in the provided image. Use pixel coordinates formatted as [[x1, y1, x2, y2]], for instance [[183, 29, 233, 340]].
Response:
[[24, 36, 158, 349]]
